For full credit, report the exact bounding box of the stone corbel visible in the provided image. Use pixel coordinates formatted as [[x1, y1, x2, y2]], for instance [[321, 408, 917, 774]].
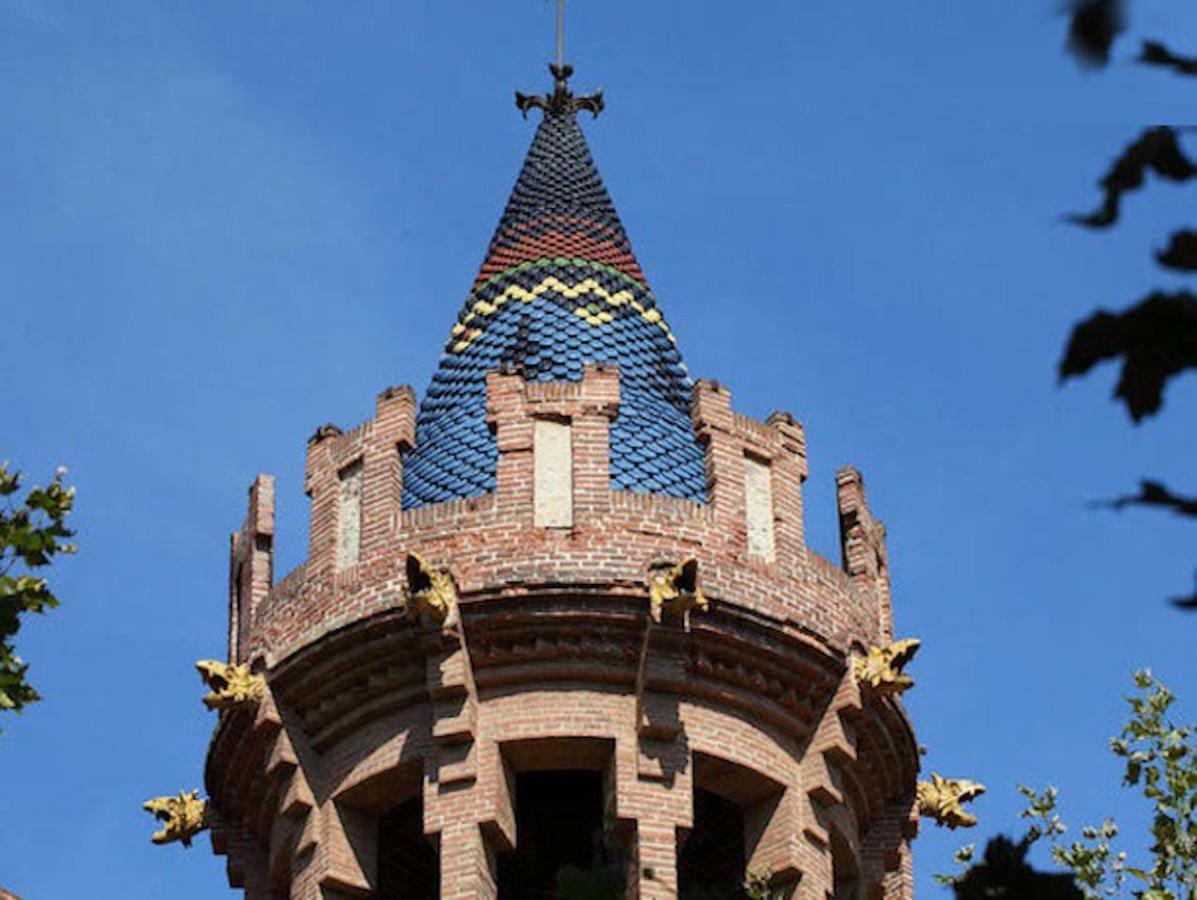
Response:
[[404, 554, 478, 788], [801, 665, 862, 852], [634, 558, 708, 783]]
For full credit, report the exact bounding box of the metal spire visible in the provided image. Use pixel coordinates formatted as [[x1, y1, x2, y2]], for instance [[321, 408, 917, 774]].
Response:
[[515, 0, 604, 119], [556, 0, 565, 68]]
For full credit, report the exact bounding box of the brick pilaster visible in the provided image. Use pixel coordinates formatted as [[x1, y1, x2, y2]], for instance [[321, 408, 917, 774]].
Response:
[[304, 425, 344, 578], [229, 474, 275, 663], [436, 821, 498, 900], [836, 467, 893, 642], [691, 380, 745, 536], [360, 385, 415, 556], [767, 411, 809, 568]]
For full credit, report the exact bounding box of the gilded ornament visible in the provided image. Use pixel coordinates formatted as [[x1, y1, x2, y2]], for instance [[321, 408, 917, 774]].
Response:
[[853, 638, 922, 696], [916, 773, 986, 829], [402, 553, 459, 629], [195, 660, 266, 711], [143, 790, 210, 846], [648, 557, 708, 626]]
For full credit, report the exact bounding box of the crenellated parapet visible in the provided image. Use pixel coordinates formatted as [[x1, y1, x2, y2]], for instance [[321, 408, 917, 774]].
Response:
[[188, 365, 925, 900], [244, 369, 889, 667]]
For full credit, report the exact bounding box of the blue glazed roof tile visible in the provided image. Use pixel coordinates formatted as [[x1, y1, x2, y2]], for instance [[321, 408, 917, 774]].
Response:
[[402, 73, 706, 509]]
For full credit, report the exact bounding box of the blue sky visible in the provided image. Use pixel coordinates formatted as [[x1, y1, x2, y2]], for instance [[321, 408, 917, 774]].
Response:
[[2, 1, 1196, 896]]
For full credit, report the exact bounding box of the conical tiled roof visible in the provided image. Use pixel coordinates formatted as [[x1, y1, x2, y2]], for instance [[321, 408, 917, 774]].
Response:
[[402, 70, 706, 509]]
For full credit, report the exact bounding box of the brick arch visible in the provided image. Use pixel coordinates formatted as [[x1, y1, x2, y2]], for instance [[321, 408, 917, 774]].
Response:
[[326, 707, 435, 806]]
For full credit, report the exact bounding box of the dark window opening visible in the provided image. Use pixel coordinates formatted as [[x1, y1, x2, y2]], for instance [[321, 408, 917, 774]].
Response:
[[678, 788, 748, 899], [497, 770, 624, 899], [376, 797, 439, 899]]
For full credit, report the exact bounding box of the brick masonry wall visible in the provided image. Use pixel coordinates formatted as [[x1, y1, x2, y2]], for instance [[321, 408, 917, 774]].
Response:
[[204, 365, 918, 900]]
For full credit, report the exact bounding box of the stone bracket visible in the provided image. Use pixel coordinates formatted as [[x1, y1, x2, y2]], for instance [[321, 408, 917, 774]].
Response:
[[634, 624, 687, 782], [424, 624, 479, 788]]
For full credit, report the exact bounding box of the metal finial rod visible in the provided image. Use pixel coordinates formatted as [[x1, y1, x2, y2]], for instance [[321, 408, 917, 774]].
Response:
[[556, 0, 565, 66], [515, 0, 603, 120]]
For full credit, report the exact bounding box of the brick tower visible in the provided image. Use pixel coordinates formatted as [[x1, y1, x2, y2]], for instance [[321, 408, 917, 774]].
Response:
[[149, 59, 946, 900]]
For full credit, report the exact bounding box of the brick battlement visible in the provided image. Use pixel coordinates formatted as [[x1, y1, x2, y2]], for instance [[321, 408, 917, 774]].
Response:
[[210, 364, 916, 900], [234, 366, 892, 667]]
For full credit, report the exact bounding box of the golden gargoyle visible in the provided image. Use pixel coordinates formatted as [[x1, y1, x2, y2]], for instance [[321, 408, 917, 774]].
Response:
[[195, 660, 266, 711], [143, 790, 210, 846], [916, 773, 986, 829], [402, 552, 460, 629], [853, 638, 922, 696], [648, 557, 709, 627]]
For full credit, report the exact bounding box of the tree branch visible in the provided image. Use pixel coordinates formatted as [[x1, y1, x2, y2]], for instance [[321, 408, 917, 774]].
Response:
[[1068, 127, 1197, 229], [1094, 480, 1197, 517], [1139, 41, 1197, 77]]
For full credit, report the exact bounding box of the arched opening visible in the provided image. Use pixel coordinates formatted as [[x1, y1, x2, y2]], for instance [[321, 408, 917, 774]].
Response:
[[678, 788, 748, 899], [376, 796, 439, 899], [830, 827, 860, 900], [497, 770, 623, 899]]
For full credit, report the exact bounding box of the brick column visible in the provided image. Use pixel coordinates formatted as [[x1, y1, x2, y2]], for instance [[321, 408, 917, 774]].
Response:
[[360, 385, 415, 556], [569, 363, 620, 521], [304, 425, 345, 578], [420, 628, 513, 900], [861, 797, 917, 900], [691, 380, 746, 536], [744, 787, 806, 895], [623, 624, 694, 899], [229, 474, 275, 663], [836, 467, 892, 642], [767, 411, 809, 568], [437, 821, 498, 900], [485, 371, 536, 521]]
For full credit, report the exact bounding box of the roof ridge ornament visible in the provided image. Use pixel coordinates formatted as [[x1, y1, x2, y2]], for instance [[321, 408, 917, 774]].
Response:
[[516, 61, 604, 119], [514, 1, 601, 118]]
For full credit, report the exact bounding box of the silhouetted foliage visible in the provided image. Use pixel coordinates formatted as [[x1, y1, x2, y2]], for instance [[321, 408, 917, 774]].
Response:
[[942, 672, 1197, 898], [1065, 0, 1197, 81], [951, 835, 1083, 900], [1140, 40, 1197, 77], [1156, 228, 1197, 271], [0, 463, 75, 720], [1058, 3, 1197, 610], [1059, 291, 1197, 421], [1066, 127, 1196, 229], [1066, 0, 1124, 66], [1099, 480, 1197, 517], [1094, 476, 1197, 605]]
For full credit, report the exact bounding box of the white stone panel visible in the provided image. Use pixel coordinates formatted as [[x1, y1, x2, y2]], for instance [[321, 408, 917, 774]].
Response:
[[336, 460, 363, 570], [534, 419, 573, 528], [744, 455, 776, 561]]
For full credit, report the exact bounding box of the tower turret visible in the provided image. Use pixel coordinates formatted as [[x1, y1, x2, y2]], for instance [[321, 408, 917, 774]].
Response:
[[159, 56, 934, 900]]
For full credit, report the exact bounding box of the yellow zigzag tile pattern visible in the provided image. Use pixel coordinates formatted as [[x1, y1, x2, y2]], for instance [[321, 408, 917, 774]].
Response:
[[449, 275, 675, 354]]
